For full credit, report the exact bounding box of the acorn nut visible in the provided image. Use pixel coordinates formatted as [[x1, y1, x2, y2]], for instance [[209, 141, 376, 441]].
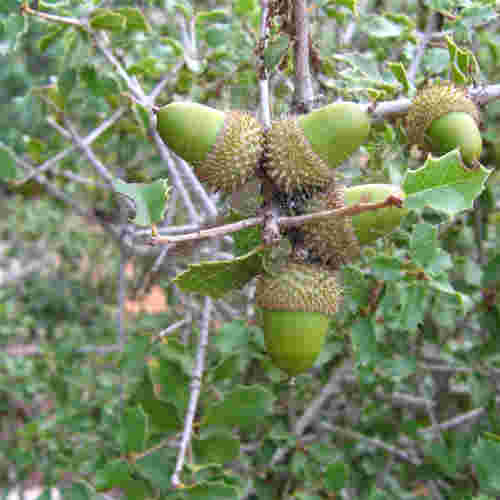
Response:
[[407, 83, 482, 165], [256, 262, 341, 375], [156, 102, 263, 193], [265, 102, 371, 192]]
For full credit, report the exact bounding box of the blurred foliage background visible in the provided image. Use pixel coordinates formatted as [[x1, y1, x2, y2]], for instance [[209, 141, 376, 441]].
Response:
[[2, 0, 500, 499]]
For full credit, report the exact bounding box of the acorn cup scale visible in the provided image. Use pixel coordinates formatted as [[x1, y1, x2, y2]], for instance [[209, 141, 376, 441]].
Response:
[[266, 102, 371, 192], [407, 84, 482, 165], [155, 102, 263, 193], [345, 184, 408, 245], [256, 262, 341, 376]]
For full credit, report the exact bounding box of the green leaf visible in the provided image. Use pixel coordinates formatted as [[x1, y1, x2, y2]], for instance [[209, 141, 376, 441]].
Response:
[[212, 354, 241, 382], [225, 210, 262, 257], [134, 447, 175, 491], [161, 37, 184, 57], [204, 26, 230, 48], [342, 265, 370, 313], [58, 67, 77, 98], [362, 16, 403, 38], [135, 374, 181, 433], [386, 62, 412, 94], [203, 384, 275, 429], [113, 178, 170, 227], [0, 148, 16, 180], [148, 357, 189, 413], [95, 459, 131, 492], [60, 483, 91, 500], [116, 7, 151, 32], [324, 461, 350, 490], [178, 481, 238, 500], [370, 255, 404, 281], [402, 151, 492, 217], [399, 282, 429, 332], [80, 65, 119, 98], [212, 320, 253, 355], [331, 0, 358, 15], [174, 247, 265, 299], [38, 24, 68, 53], [193, 431, 240, 467], [379, 356, 417, 382], [89, 9, 126, 32], [233, 0, 257, 16], [482, 254, 500, 287], [410, 222, 438, 269], [351, 318, 379, 365], [119, 406, 148, 455], [471, 438, 500, 493], [263, 34, 289, 69]]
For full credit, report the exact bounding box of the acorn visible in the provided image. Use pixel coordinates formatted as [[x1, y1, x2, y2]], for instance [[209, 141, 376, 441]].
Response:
[[156, 102, 263, 193], [344, 184, 407, 245], [406, 83, 482, 164], [265, 102, 371, 192], [255, 262, 341, 375], [299, 184, 361, 269]]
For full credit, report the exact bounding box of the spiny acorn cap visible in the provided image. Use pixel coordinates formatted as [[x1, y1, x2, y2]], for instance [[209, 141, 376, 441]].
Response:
[[255, 262, 341, 316], [406, 83, 481, 163], [301, 185, 360, 269], [265, 102, 371, 192], [345, 184, 407, 245], [156, 102, 263, 193]]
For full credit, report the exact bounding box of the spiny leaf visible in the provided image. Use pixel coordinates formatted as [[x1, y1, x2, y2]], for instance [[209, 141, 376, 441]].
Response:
[[113, 178, 170, 226], [174, 247, 266, 299], [402, 150, 491, 217]]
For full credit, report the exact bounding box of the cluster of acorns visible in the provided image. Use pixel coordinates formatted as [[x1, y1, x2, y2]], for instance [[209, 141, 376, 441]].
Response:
[[155, 83, 482, 376]]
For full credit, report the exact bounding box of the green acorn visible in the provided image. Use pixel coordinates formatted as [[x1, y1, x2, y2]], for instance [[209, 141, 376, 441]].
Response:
[[256, 262, 341, 375], [299, 185, 361, 269], [265, 102, 371, 192], [345, 184, 407, 245], [407, 84, 482, 164], [156, 102, 263, 193]]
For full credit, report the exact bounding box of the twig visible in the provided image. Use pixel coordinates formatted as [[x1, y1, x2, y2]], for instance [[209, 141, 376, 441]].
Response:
[[320, 422, 421, 466], [152, 195, 404, 245], [151, 319, 191, 344], [21, 4, 84, 27], [270, 359, 352, 465], [258, 0, 272, 127], [171, 297, 213, 488], [293, 0, 314, 111], [17, 107, 127, 184]]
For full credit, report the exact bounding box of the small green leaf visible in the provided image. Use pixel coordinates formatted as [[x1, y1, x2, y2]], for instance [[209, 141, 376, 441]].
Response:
[[410, 223, 438, 269], [324, 461, 350, 490], [116, 7, 151, 32], [213, 320, 252, 355], [60, 482, 91, 500], [119, 406, 148, 455], [38, 24, 67, 53], [148, 357, 189, 413], [471, 439, 500, 493], [226, 209, 262, 257], [351, 318, 379, 365], [134, 447, 175, 491], [482, 254, 500, 287], [234, 0, 257, 16], [135, 374, 181, 433], [174, 247, 265, 299], [95, 460, 131, 492], [161, 37, 184, 57], [387, 62, 412, 94], [113, 178, 170, 227], [403, 150, 492, 217], [58, 67, 77, 98], [203, 384, 275, 429], [399, 282, 429, 332], [90, 9, 126, 32], [263, 34, 289, 69], [370, 255, 404, 281], [0, 148, 16, 180], [193, 431, 240, 466], [362, 16, 403, 38]]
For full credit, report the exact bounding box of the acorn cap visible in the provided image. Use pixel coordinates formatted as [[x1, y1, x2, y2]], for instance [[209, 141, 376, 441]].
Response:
[[300, 185, 360, 269], [156, 102, 263, 193], [406, 83, 481, 163], [256, 262, 341, 316], [265, 102, 371, 192], [345, 184, 407, 245]]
